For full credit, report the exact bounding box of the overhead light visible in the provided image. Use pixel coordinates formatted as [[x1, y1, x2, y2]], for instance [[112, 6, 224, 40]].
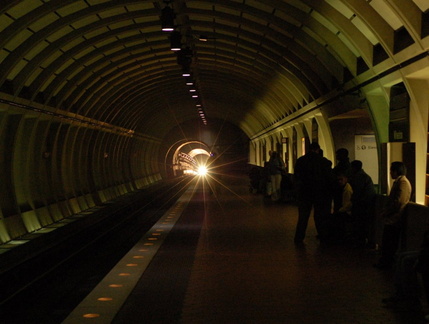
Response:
[[198, 34, 217, 41], [182, 67, 191, 77], [170, 31, 182, 51], [161, 5, 175, 32], [185, 76, 194, 86], [192, 94, 198, 98]]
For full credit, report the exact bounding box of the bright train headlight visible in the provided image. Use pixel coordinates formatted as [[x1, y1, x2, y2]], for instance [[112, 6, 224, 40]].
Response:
[[197, 165, 208, 176]]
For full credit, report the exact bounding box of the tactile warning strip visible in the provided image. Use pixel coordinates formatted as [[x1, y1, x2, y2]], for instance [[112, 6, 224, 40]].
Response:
[[62, 187, 195, 324]]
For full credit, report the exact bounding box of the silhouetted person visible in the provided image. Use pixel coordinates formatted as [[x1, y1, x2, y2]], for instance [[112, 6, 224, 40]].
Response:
[[293, 142, 334, 244], [348, 160, 376, 247], [333, 148, 351, 177], [323, 172, 353, 243], [374, 161, 412, 269], [332, 148, 351, 212], [268, 151, 285, 201], [335, 173, 353, 214]]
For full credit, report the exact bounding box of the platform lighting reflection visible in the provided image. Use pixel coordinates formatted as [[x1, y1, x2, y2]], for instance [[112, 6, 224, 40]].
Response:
[[83, 313, 100, 318]]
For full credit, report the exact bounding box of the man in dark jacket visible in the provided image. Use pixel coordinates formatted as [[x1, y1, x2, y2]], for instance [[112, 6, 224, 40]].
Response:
[[333, 148, 351, 177], [349, 160, 376, 246], [293, 142, 334, 244], [332, 148, 351, 212]]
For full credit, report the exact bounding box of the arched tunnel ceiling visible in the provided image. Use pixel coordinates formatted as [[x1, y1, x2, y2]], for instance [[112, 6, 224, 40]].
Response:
[[0, 0, 428, 138]]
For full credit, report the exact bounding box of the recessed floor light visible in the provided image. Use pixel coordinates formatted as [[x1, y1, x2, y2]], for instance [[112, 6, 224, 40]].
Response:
[[83, 313, 100, 318]]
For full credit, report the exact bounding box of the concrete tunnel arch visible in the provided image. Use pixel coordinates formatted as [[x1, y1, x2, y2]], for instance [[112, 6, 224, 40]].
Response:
[[1, 1, 429, 244], [165, 140, 211, 177]]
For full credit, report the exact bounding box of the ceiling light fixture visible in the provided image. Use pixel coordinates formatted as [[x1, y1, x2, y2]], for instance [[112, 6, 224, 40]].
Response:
[[182, 68, 191, 77], [170, 31, 182, 51], [198, 34, 217, 41], [161, 3, 175, 32]]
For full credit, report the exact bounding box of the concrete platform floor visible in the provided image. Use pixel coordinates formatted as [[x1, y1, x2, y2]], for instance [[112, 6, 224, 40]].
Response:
[[92, 174, 427, 323]]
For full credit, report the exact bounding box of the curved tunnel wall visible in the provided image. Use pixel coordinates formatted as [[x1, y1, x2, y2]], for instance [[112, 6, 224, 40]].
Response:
[[0, 97, 162, 243], [1, 1, 429, 243]]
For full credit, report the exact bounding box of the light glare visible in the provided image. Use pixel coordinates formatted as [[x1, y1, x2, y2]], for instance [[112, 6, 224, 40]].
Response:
[[197, 166, 208, 176]]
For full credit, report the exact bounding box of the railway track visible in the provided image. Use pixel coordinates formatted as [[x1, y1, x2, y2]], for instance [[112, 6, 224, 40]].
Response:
[[0, 178, 190, 323]]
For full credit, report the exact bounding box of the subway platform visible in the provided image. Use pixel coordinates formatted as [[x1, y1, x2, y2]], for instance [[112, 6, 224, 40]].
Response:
[[56, 171, 427, 324]]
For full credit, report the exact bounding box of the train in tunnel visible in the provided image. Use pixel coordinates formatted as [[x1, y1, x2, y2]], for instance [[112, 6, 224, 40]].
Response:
[[0, 1, 429, 249]]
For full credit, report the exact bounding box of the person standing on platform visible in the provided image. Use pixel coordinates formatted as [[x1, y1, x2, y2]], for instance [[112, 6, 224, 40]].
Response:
[[333, 148, 351, 177], [374, 161, 412, 270], [348, 160, 376, 247], [332, 148, 351, 213], [323, 172, 353, 243], [293, 142, 334, 244], [268, 151, 285, 201]]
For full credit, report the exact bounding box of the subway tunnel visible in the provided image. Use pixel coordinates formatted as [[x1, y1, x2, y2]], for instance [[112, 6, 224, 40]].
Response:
[[1, 0, 429, 323]]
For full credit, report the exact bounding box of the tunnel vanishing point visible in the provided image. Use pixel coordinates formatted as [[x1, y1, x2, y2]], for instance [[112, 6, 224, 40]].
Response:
[[0, 0, 429, 245]]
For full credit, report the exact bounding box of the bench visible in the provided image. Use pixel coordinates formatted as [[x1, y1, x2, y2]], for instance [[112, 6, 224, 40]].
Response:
[[372, 197, 429, 251], [401, 202, 429, 252]]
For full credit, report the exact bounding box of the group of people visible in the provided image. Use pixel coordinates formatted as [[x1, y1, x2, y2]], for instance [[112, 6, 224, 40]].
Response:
[[295, 143, 429, 312], [266, 142, 429, 316], [261, 142, 413, 265], [293, 142, 429, 314], [293, 143, 379, 247], [255, 142, 429, 314]]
